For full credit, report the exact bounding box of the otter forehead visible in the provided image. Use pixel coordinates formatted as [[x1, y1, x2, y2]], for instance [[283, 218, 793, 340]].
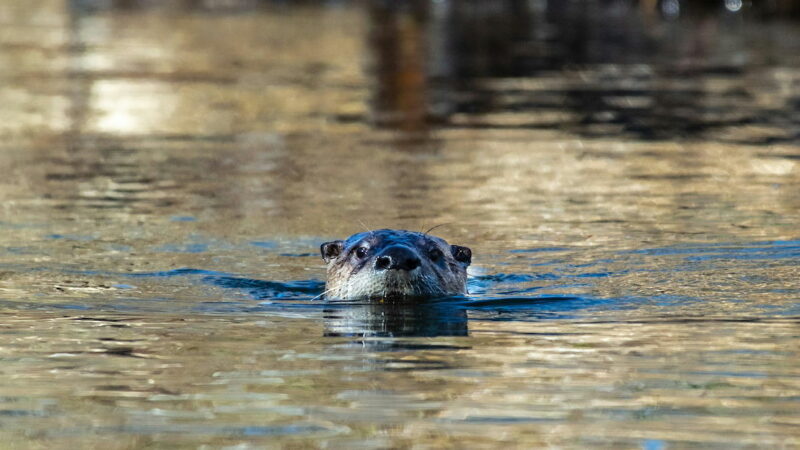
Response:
[[343, 229, 447, 251]]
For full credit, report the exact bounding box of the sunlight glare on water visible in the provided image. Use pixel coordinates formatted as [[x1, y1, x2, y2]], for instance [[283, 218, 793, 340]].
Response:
[[0, 0, 798, 447]]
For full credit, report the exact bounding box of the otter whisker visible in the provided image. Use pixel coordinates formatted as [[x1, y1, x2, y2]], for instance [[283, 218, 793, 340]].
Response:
[[356, 219, 374, 237], [311, 286, 338, 301], [424, 223, 452, 236]]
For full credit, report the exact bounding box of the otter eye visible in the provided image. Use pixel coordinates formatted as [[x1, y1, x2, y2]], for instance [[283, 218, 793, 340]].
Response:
[[428, 248, 443, 261], [355, 247, 368, 259]]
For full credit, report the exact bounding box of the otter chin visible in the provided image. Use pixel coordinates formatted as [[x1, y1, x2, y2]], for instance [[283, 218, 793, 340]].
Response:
[[320, 229, 472, 301]]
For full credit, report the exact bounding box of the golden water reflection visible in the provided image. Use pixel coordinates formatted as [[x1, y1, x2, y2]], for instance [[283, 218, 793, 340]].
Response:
[[0, 0, 798, 447]]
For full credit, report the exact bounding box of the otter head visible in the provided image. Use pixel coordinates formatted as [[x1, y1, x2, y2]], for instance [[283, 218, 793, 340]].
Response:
[[320, 229, 472, 301]]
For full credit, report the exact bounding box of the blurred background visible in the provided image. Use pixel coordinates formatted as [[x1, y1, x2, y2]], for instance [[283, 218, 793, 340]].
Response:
[[1, 0, 798, 247]]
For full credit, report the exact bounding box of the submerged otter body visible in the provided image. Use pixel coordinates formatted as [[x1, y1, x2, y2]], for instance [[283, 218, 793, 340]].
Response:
[[320, 229, 472, 300]]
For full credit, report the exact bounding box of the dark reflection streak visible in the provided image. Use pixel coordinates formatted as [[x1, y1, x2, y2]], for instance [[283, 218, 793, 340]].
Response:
[[361, 0, 800, 142], [320, 296, 597, 339], [71, 317, 136, 322], [65, 1, 91, 150], [461, 296, 581, 307], [369, 0, 431, 133], [203, 275, 324, 299], [323, 300, 468, 338], [449, 0, 534, 78]]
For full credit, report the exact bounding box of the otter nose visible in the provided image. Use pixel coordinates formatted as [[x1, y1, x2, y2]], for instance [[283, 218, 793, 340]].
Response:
[[374, 245, 421, 271]]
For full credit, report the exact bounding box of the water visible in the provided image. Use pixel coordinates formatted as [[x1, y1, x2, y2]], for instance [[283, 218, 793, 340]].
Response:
[[1, 0, 799, 447]]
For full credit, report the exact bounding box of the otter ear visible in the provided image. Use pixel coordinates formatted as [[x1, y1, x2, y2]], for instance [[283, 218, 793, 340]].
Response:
[[320, 240, 344, 262], [451, 245, 472, 265]]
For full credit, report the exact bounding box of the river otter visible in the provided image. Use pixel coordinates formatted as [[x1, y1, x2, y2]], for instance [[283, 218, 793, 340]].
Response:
[[320, 229, 472, 300]]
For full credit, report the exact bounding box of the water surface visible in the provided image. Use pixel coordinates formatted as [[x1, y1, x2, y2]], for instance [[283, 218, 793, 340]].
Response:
[[0, 0, 798, 447]]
